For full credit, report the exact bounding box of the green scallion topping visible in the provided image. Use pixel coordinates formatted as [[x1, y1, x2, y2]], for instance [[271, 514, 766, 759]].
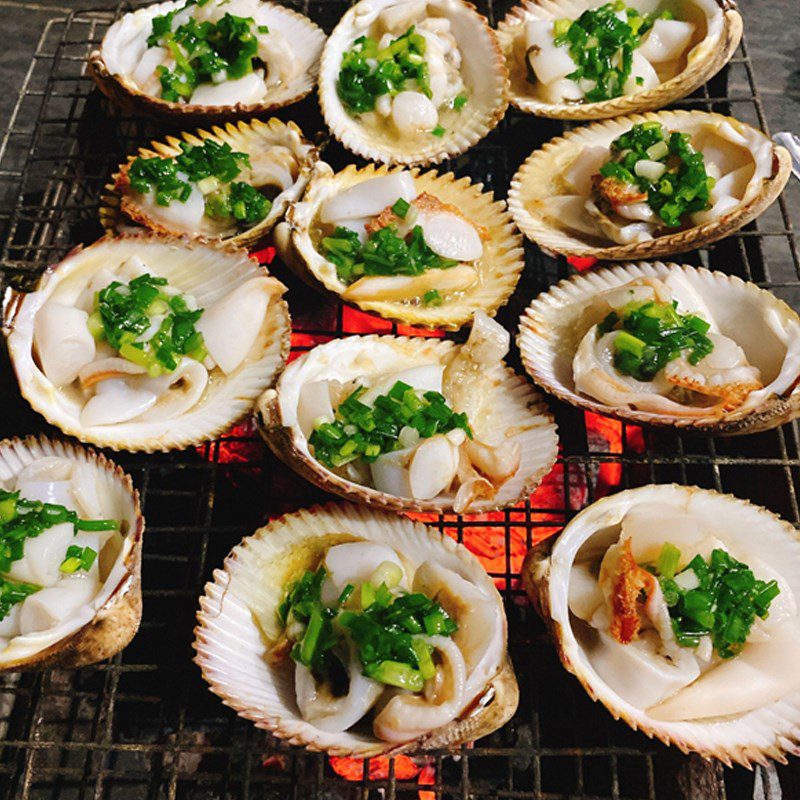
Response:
[[391, 197, 410, 218], [422, 289, 442, 307], [431, 125, 446, 137], [452, 93, 468, 111], [59, 545, 98, 575], [597, 298, 713, 382], [0, 578, 40, 621]]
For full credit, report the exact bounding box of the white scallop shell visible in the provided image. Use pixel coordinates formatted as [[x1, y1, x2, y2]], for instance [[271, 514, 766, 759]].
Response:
[[0, 436, 142, 671], [276, 162, 525, 330], [498, 0, 742, 119], [3, 235, 291, 453], [101, 118, 319, 249], [518, 261, 800, 434], [88, 0, 326, 122], [318, 0, 508, 165], [508, 110, 791, 260], [523, 483, 800, 766], [256, 333, 559, 513], [194, 502, 518, 756]]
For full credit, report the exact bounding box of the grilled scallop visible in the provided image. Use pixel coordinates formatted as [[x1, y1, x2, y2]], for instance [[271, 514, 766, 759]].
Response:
[[257, 312, 558, 513], [508, 110, 791, 261], [0, 436, 142, 671], [3, 235, 290, 452], [195, 503, 518, 755], [100, 118, 318, 250], [523, 483, 800, 765], [499, 0, 742, 119], [88, 0, 325, 121], [318, 0, 508, 165], [274, 163, 524, 330], [518, 262, 800, 435]]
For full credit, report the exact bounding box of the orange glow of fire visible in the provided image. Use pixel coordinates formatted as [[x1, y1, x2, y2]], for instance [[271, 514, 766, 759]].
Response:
[[330, 755, 435, 798]]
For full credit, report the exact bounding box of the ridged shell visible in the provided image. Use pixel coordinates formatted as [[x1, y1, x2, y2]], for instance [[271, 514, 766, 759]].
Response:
[[508, 110, 791, 260], [498, 0, 742, 119], [522, 484, 800, 766], [518, 261, 800, 434], [0, 436, 142, 671], [256, 334, 559, 513], [276, 162, 525, 330], [194, 502, 518, 755], [318, 0, 508, 165], [88, 1, 326, 123], [3, 234, 291, 453], [100, 118, 319, 250]]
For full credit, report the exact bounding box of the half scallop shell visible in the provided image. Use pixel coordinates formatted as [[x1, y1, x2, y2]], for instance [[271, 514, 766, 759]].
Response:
[[508, 110, 791, 260], [100, 118, 319, 250], [194, 502, 518, 756], [522, 483, 800, 765], [3, 235, 291, 453], [256, 333, 559, 513], [276, 163, 525, 330], [88, 1, 326, 122], [518, 262, 800, 434], [318, 0, 508, 165], [499, 0, 742, 119], [0, 436, 142, 672]]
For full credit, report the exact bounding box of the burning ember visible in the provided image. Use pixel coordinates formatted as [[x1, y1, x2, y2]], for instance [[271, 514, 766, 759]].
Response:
[[330, 756, 435, 799]]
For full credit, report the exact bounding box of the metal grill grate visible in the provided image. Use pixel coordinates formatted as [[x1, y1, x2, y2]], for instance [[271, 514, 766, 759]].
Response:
[[0, 1, 798, 797]]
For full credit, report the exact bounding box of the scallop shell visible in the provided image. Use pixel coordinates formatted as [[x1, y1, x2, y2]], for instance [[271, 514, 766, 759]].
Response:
[[318, 0, 508, 165], [100, 118, 319, 250], [276, 162, 525, 330], [0, 436, 142, 672], [256, 333, 558, 513], [3, 234, 291, 453], [508, 110, 791, 260], [522, 483, 800, 766], [499, 0, 742, 119], [194, 502, 518, 755], [88, 1, 326, 123], [518, 261, 800, 434]]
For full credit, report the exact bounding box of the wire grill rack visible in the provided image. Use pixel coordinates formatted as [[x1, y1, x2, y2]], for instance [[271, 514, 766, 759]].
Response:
[[0, 0, 798, 797]]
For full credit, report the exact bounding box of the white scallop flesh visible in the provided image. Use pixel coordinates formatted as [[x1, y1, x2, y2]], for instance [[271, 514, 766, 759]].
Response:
[[622, 51, 660, 95], [638, 20, 696, 63], [78, 357, 148, 390], [131, 358, 209, 423], [342, 265, 478, 302], [0, 605, 21, 639], [737, 552, 798, 641], [294, 641, 383, 732], [258, 29, 300, 87], [320, 541, 406, 605], [416, 212, 483, 262], [189, 70, 267, 106], [525, 20, 576, 86], [320, 172, 417, 224], [80, 378, 158, 427], [564, 146, 609, 195], [5, 522, 75, 588], [691, 163, 752, 225], [297, 380, 335, 438], [587, 628, 701, 709], [373, 634, 467, 743], [196, 277, 279, 374], [600, 283, 657, 312], [33, 302, 96, 387], [102, 12, 150, 76], [138, 178, 206, 234], [584, 200, 654, 244], [391, 91, 439, 137], [15, 457, 75, 509], [18, 574, 98, 636], [360, 364, 444, 406], [76, 268, 118, 312], [377, 1, 427, 33], [132, 46, 169, 93], [462, 310, 511, 366], [540, 77, 584, 105], [417, 26, 463, 108], [408, 435, 460, 500], [568, 562, 605, 622], [615, 202, 658, 223], [648, 619, 800, 721], [539, 196, 602, 237], [620, 504, 704, 565], [369, 447, 414, 498], [70, 462, 108, 520]]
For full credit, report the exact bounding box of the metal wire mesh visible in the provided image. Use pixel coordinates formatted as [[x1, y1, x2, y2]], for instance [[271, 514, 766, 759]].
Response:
[[0, 0, 797, 797]]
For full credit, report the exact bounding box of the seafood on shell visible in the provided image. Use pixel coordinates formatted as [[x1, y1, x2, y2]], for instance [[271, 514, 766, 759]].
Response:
[[318, 0, 508, 165], [508, 110, 791, 261], [523, 483, 800, 765], [257, 312, 558, 513], [499, 0, 742, 119], [88, 0, 326, 121], [194, 502, 518, 755], [3, 235, 290, 452], [518, 262, 800, 434], [101, 118, 318, 249], [274, 163, 525, 330], [0, 436, 142, 671]]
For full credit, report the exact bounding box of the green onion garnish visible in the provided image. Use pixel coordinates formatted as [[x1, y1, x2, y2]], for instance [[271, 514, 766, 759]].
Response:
[[59, 545, 98, 574], [453, 93, 468, 111], [431, 125, 446, 137], [391, 197, 410, 218]]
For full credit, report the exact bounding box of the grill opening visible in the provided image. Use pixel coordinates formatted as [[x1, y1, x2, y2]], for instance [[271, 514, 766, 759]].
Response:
[[0, 1, 797, 797]]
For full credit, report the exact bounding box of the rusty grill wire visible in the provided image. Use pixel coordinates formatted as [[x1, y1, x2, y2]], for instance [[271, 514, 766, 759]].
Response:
[[0, 0, 798, 798]]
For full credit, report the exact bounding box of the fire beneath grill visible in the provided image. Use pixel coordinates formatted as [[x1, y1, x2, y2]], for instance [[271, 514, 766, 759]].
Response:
[[330, 755, 435, 799]]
